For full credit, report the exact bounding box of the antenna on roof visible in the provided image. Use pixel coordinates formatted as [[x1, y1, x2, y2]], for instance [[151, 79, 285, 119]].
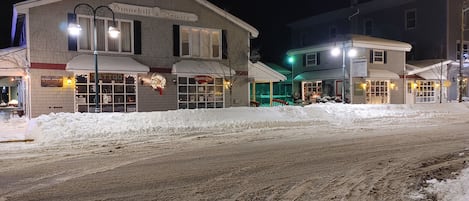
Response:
[[348, 8, 360, 21]]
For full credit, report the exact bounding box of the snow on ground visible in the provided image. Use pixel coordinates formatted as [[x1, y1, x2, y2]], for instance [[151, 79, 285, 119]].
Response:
[[424, 167, 469, 201], [21, 103, 468, 145], [1, 103, 469, 199], [0, 112, 28, 142]]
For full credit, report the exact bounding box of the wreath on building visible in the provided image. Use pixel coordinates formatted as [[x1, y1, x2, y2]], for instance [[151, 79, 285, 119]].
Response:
[[151, 73, 166, 95]]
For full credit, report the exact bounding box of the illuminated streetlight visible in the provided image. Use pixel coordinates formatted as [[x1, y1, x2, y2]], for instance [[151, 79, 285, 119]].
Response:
[[287, 56, 295, 103], [331, 47, 341, 57], [68, 3, 120, 113], [331, 44, 356, 103]]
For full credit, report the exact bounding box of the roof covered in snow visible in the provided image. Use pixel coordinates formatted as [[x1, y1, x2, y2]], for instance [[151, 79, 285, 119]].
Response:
[[287, 34, 412, 56], [66, 55, 149, 73], [0, 47, 28, 70], [248, 61, 287, 82]]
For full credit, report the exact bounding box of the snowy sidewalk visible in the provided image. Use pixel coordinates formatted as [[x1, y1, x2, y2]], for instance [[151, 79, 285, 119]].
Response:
[[0, 117, 30, 143]]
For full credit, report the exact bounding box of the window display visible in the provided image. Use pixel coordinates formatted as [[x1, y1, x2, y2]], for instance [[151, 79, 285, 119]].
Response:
[[74, 73, 138, 113], [177, 76, 224, 109]]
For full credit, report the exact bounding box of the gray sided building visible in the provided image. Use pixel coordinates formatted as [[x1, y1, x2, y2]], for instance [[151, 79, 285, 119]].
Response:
[[288, 0, 466, 103], [9, 0, 259, 118], [287, 35, 412, 104]]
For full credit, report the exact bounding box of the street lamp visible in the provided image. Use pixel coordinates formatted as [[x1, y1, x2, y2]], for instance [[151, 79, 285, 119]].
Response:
[[331, 43, 356, 103], [287, 56, 295, 103], [68, 3, 120, 113]]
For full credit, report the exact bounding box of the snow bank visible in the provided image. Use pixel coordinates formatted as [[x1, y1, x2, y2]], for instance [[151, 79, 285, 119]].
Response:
[[424, 168, 469, 201], [25, 103, 469, 145]]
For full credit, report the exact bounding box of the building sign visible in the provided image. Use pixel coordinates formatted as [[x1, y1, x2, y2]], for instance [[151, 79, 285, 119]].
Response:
[[351, 58, 368, 77], [41, 76, 63, 87], [109, 3, 198, 22]]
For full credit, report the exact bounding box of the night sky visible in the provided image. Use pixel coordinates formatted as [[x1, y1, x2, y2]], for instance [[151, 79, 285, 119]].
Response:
[[0, 0, 351, 64]]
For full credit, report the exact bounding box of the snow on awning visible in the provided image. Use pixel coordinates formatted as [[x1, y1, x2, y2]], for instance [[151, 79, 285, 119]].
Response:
[[0, 47, 28, 76], [0, 68, 26, 76], [294, 68, 346, 81], [406, 60, 451, 80], [248, 61, 286, 82], [66, 55, 150, 73], [368, 69, 399, 79], [172, 60, 235, 77]]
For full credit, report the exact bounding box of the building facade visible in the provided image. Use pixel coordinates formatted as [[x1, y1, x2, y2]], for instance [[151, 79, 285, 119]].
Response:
[[287, 35, 412, 104], [288, 0, 467, 103], [6, 0, 259, 118]]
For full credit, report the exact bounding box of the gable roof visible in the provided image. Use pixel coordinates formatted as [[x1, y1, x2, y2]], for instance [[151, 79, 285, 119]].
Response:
[[406, 59, 451, 75], [15, 0, 258, 38], [248, 61, 287, 82], [265, 62, 291, 75], [195, 0, 258, 38], [287, 34, 412, 55]]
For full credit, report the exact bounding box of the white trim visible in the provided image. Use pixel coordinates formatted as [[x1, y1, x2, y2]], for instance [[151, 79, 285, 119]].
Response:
[[76, 15, 134, 55], [14, 0, 259, 38], [305, 52, 318, 67], [66, 55, 150, 73], [108, 3, 198, 22], [172, 60, 235, 77], [14, 0, 61, 13], [287, 35, 412, 56], [179, 26, 222, 60], [372, 49, 385, 64], [406, 60, 452, 75], [195, 0, 259, 38], [248, 61, 286, 82], [74, 73, 139, 113], [294, 68, 347, 81], [368, 69, 399, 79], [365, 80, 390, 104]]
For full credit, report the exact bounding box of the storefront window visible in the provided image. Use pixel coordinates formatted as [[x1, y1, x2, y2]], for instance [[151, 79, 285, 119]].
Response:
[[177, 76, 224, 109], [366, 80, 389, 104], [302, 81, 322, 102], [74, 73, 137, 113], [415, 81, 436, 103]]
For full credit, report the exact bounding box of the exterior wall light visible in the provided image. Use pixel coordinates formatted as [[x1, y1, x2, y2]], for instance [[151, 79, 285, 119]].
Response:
[[67, 77, 73, 85], [390, 82, 396, 90], [361, 82, 367, 90]]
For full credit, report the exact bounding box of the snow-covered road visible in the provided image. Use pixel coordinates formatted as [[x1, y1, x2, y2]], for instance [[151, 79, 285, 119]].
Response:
[[1, 103, 469, 200]]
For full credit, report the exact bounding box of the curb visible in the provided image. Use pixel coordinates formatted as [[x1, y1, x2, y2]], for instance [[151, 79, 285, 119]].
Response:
[[0, 139, 34, 143]]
